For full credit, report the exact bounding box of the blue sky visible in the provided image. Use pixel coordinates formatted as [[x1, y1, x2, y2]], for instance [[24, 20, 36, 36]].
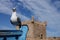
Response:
[[0, 0, 60, 38]]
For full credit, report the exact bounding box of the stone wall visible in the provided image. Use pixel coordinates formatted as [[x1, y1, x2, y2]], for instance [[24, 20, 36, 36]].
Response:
[[21, 17, 60, 40], [22, 21, 47, 40]]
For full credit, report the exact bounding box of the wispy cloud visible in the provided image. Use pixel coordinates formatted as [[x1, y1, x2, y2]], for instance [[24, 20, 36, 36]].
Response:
[[0, 0, 60, 37], [18, 0, 60, 36], [0, 0, 30, 20]]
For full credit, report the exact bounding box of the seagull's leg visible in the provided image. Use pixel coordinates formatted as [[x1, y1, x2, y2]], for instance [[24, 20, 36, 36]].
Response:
[[16, 26, 20, 30]]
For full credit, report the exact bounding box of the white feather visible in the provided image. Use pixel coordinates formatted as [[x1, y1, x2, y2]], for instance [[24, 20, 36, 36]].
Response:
[[11, 12, 17, 22]]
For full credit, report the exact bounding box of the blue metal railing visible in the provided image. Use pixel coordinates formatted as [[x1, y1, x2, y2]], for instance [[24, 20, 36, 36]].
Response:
[[0, 25, 28, 40]]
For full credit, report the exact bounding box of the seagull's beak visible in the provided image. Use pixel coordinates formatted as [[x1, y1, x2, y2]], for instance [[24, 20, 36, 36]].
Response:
[[12, 8, 16, 12]]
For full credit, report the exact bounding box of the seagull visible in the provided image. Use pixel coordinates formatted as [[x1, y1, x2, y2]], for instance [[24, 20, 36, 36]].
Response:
[[10, 8, 21, 30]]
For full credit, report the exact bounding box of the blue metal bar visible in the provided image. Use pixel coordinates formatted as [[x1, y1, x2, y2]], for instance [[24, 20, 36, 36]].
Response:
[[0, 30, 23, 40]]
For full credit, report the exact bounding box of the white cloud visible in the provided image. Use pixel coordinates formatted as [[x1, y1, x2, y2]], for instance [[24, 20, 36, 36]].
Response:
[[0, 0, 30, 21], [18, 0, 60, 36], [17, 13, 30, 21], [0, 0, 60, 36]]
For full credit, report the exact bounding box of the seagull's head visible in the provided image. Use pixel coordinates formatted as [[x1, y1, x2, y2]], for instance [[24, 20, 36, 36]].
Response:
[[12, 8, 16, 12]]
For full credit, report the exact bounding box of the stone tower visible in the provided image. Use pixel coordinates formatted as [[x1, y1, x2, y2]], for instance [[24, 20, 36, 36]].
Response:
[[22, 16, 47, 40]]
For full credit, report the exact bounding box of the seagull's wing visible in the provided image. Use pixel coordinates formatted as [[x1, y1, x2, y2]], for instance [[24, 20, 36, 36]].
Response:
[[17, 17, 21, 28]]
